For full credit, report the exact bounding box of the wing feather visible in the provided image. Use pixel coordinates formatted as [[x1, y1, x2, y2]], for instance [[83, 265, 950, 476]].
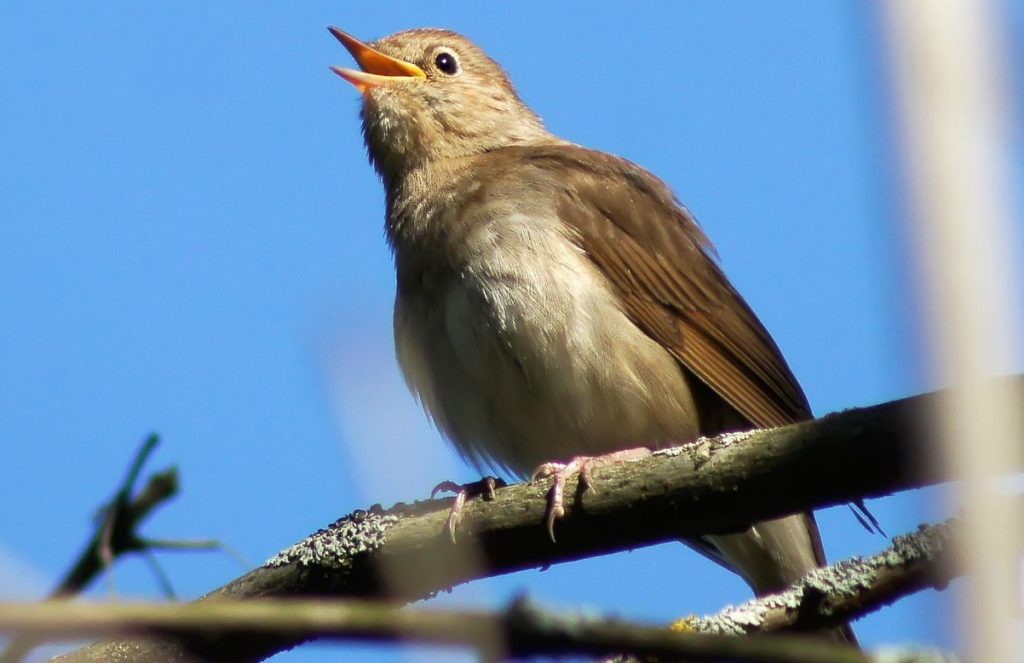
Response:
[[496, 144, 811, 429]]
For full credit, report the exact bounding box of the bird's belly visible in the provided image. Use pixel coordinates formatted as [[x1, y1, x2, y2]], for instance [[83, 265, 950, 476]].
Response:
[[394, 237, 701, 475]]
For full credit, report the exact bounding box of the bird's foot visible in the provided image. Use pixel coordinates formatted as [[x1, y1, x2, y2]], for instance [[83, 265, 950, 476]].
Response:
[[430, 476, 506, 542], [531, 447, 652, 542]]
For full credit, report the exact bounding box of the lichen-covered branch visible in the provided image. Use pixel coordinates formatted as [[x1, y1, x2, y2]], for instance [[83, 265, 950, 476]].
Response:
[[685, 519, 960, 636], [50, 378, 1024, 662], [34, 520, 962, 662]]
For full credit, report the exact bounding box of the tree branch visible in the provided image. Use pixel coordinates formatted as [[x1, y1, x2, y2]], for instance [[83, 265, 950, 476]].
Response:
[[11, 518, 957, 662], [50, 378, 1024, 661], [684, 518, 959, 636], [0, 598, 873, 663], [0, 435, 179, 663], [57, 435, 179, 597]]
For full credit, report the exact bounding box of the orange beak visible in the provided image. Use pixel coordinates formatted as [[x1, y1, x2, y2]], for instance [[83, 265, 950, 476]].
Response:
[[328, 27, 426, 93]]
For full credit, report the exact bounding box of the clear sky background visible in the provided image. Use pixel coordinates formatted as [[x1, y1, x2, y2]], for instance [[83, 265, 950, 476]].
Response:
[[2, 3, 1022, 662]]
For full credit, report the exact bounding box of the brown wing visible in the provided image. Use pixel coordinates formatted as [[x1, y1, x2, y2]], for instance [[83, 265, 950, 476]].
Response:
[[497, 144, 811, 429]]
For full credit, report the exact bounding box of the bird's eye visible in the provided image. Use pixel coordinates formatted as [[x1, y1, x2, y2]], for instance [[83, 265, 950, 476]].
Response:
[[434, 50, 460, 76]]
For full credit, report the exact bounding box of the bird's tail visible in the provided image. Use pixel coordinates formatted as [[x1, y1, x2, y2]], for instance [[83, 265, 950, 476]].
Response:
[[695, 512, 858, 646]]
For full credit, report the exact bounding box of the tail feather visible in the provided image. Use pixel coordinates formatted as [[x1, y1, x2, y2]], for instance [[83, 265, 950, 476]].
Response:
[[695, 512, 858, 646]]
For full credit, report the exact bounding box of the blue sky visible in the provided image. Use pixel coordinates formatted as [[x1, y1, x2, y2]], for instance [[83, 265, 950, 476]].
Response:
[[2, 3, 1021, 661]]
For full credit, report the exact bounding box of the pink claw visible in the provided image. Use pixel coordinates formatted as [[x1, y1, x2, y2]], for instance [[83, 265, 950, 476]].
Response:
[[531, 448, 652, 542], [431, 477, 504, 542]]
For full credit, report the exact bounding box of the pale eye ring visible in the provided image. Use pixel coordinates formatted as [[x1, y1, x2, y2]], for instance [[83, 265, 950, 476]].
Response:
[[434, 50, 460, 76]]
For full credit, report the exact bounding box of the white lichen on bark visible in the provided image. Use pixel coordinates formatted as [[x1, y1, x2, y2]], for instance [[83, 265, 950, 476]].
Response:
[[691, 519, 956, 635], [265, 508, 399, 569]]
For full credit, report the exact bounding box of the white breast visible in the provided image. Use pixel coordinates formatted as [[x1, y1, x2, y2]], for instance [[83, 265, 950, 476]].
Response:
[[394, 209, 700, 475]]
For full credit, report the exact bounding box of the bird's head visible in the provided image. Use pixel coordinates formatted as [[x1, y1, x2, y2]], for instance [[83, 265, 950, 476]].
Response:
[[329, 27, 549, 184]]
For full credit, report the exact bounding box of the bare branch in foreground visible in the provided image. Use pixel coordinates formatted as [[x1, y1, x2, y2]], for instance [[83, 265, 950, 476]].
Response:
[[50, 378, 1024, 662], [1, 594, 947, 663], [12, 517, 957, 663], [0, 518, 960, 662]]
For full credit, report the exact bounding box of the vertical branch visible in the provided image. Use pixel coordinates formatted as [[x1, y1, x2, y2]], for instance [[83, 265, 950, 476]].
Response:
[[879, 2, 1023, 662]]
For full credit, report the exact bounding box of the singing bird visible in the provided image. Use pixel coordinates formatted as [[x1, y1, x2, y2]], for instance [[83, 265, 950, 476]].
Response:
[[330, 26, 855, 641]]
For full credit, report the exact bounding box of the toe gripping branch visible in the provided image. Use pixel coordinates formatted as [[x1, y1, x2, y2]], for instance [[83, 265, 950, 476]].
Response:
[[431, 477, 507, 542]]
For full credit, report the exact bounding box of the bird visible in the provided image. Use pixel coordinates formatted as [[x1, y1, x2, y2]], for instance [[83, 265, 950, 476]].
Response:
[[329, 26, 857, 642]]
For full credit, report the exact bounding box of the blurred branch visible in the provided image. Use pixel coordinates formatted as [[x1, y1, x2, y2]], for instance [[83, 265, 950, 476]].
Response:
[[0, 590, 953, 663], [882, 2, 1023, 661], [0, 435, 179, 663], [50, 377, 1024, 662], [61, 434, 178, 597], [27, 518, 960, 663], [3, 435, 244, 662]]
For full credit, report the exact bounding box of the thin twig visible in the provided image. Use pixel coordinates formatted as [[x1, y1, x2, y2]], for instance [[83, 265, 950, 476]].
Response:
[[56, 434, 177, 598]]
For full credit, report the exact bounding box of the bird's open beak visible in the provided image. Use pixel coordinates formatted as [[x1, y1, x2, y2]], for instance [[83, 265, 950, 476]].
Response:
[[328, 27, 426, 93]]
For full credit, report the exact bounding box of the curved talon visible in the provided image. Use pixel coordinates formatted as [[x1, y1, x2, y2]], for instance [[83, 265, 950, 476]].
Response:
[[482, 476, 503, 500], [532, 448, 653, 542], [430, 480, 463, 499], [534, 456, 587, 542], [578, 461, 597, 494], [546, 502, 564, 542], [445, 490, 468, 543], [430, 477, 506, 542]]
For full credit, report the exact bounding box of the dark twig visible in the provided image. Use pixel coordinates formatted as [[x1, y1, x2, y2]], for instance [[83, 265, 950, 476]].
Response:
[[143, 538, 251, 567], [2, 435, 245, 662], [140, 550, 178, 601], [0, 435, 179, 663], [58, 434, 177, 598]]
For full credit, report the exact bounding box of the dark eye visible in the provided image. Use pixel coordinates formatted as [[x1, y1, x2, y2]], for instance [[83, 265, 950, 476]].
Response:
[[434, 51, 460, 76]]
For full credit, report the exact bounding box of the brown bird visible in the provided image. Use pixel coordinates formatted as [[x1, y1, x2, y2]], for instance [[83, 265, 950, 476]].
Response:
[[330, 26, 856, 642]]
